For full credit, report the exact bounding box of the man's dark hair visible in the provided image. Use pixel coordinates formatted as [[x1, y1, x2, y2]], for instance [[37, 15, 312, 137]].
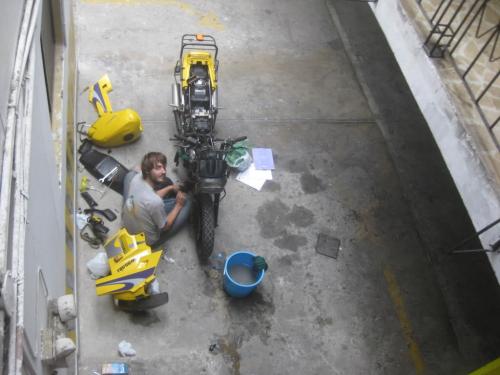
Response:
[[141, 152, 167, 179]]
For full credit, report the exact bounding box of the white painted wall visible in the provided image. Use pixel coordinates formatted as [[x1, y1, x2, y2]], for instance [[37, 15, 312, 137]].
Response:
[[369, 0, 500, 279], [1, 1, 70, 372], [0, 1, 24, 160], [22, 41, 66, 373]]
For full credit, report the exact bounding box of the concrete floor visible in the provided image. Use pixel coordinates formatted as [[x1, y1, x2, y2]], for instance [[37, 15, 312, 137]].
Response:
[[73, 0, 481, 374]]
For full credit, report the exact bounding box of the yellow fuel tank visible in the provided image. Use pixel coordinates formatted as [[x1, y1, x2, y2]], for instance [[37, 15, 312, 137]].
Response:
[[87, 108, 143, 148]]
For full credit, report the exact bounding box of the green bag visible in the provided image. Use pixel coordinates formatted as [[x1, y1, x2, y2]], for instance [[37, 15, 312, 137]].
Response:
[[226, 140, 252, 171]]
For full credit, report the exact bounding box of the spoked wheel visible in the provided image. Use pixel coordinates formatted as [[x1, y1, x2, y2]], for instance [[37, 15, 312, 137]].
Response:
[[195, 193, 215, 261]]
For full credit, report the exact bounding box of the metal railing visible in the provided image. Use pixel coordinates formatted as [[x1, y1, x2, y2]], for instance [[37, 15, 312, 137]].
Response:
[[416, 0, 500, 148]]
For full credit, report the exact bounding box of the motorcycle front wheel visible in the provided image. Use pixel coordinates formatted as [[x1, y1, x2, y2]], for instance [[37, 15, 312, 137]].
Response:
[[195, 193, 215, 260]]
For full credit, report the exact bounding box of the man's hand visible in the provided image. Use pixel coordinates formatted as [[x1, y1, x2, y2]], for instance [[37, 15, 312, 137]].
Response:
[[175, 191, 186, 207], [162, 191, 187, 232]]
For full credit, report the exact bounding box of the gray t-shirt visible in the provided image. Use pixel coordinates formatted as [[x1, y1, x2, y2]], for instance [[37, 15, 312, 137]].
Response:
[[122, 173, 167, 245]]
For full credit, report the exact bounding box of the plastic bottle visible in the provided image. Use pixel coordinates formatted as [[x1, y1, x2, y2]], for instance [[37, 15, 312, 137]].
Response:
[[209, 251, 226, 271]]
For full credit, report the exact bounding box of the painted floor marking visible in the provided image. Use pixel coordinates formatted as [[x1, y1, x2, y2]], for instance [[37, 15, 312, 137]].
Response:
[[384, 266, 426, 375]]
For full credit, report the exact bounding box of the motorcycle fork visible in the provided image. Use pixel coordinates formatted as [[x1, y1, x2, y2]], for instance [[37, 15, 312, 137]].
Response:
[[214, 193, 220, 228]]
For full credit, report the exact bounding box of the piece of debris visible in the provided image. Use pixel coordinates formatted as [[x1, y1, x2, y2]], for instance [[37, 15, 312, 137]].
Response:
[[315, 233, 340, 259], [118, 341, 136, 357], [162, 255, 175, 264], [209, 337, 221, 355], [86, 252, 110, 279], [102, 362, 129, 375]]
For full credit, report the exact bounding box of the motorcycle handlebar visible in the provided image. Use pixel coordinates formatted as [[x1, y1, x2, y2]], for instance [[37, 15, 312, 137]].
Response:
[[213, 136, 247, 144], [172, 134, 198, 145]]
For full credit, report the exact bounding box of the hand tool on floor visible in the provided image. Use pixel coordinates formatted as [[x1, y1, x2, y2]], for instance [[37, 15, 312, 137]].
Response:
[[99, 166, 118, 184], [80, 176, 104, 194]]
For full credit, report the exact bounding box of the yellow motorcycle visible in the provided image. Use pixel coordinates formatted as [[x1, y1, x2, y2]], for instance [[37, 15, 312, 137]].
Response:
[[95, 228, 168, 311], [170, 34, 246, 260]]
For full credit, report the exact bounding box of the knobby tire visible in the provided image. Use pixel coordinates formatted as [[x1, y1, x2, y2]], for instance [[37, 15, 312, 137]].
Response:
[[197, 194, 214, 260]]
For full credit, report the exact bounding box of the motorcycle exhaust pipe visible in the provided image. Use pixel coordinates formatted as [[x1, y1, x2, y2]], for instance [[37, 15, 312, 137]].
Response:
[[170, 83, 180, 108], [212, 89, 218, 110]]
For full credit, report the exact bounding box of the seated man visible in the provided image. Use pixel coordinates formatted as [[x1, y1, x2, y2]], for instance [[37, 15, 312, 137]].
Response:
[[122, 152, 191, 247]]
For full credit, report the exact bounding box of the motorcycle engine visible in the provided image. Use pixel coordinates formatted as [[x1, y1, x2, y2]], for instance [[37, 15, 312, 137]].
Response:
[[193, 117, 210, 133]]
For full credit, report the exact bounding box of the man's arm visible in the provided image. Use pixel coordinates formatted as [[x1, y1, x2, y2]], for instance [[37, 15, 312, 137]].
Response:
[[161, 192, 186, 231], [155, 183, 179, 199]]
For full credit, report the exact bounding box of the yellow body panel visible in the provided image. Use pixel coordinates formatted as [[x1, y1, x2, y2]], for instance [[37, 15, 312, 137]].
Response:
[[87, 108, 143, 147], [86, 75, 143, 147], [88, 74, 113, 116], [95, 229, 162, 301], [181, 51, 217, 90], [470, 358, 500, 375]]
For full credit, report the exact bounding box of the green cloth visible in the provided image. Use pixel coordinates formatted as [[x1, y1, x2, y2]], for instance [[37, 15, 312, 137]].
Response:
[[253, 256, 268, 271]]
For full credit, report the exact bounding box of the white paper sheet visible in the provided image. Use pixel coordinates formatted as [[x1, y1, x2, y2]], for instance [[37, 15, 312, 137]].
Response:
[[236, 163, 273, 191]]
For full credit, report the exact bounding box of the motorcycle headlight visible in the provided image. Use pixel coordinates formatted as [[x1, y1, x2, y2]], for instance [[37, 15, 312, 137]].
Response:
[[189, 149, 196, 160]]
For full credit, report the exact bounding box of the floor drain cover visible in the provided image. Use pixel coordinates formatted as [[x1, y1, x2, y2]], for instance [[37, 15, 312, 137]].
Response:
[[315, 234, 340, 259]]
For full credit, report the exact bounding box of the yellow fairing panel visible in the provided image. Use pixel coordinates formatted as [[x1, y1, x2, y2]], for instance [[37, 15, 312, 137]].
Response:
[[96, 229, 162, 299], [87, 108, 143, 148], [181, 51, 217, 90], [95, 250, 162, 297], [88, 74, 113, 116]]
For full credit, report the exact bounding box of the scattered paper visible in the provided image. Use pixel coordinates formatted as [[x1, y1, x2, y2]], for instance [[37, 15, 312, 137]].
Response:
[[76, 213, 89, 230], [236, 163, 272, 191], [252, 148, 275, 170], [118, 341, 136, 357]]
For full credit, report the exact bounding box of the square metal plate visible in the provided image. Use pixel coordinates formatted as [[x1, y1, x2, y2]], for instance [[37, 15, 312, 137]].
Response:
[[315, 233, 340, 259]]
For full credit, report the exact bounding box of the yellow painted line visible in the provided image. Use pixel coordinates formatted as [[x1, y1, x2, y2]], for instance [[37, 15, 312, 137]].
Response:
[[384, 266, 426, 375], [65, 245, 74, 272], [67, 330, 76, 342], [469, 357, 500, 375], [81, 0, 225, 30], [83, 0, 191, 6], [199, 11, 224, 31]]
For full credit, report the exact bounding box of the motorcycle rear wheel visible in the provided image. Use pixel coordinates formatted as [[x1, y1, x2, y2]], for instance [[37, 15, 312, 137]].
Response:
[[196, 193, 215, 260]]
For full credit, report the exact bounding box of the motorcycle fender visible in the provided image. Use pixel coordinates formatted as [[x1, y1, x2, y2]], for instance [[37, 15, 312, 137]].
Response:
[[197, 177, 226, 194]]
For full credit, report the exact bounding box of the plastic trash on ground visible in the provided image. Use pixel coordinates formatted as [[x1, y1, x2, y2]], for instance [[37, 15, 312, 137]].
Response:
[[226, 140, 252, 172], [118, 341, 136, 357], [86, 252, 110, 279], [147, 279, 160, 295]]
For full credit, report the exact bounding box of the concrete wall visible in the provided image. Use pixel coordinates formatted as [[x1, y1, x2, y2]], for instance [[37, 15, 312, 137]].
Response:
[[23, 41, 65, 373], [368, 0, 500, 280], [0, 1, 24, 167], [0, 0, 71, 372]]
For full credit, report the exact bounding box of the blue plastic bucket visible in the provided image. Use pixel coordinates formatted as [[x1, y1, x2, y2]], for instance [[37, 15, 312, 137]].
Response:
[[223, 251, 265, 298]]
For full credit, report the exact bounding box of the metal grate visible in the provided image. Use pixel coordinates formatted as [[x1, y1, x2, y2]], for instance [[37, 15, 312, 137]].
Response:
[[417, 0, 500, 148]]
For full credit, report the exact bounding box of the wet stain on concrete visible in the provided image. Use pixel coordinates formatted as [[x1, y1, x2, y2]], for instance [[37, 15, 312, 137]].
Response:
[[277, 254, 299, 267], [257, 200, 315, 240], [328, 39, 344, 51], [315, 316, 333, 327], [262, 180, 281, 192], [286, 159, 308, 173], [256, 199, 290, 238], [300, 172, 326, 194], [201, 268, 221, 297], [273, 233, 307, 252], [288, 205, 314, 227], [129, 311, 161, 326], [227, 291, 275, 345], [210, 334, 242, 375]]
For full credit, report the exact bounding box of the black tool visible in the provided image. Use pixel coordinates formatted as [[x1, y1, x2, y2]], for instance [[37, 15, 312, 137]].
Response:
[[83, 208, 117, 222], [81, 191, 98, 208], [88, 215, 109, 241]]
